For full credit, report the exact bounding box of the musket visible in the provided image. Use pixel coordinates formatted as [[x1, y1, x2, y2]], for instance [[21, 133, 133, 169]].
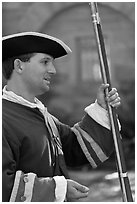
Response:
[[89, 2, 133, 202]]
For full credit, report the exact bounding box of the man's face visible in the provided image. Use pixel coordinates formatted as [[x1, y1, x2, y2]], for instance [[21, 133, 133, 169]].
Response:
[[21, 53, 56, 95]]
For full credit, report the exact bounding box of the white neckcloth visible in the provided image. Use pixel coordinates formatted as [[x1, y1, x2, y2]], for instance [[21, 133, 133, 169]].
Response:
[[2, 86, 63, 154]]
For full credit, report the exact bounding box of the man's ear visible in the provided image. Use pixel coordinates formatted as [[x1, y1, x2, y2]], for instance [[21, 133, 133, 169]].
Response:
[[14, 59, 24, 74]]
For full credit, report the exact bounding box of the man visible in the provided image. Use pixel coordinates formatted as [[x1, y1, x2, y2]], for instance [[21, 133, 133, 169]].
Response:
[[2, 32, 121, 202]]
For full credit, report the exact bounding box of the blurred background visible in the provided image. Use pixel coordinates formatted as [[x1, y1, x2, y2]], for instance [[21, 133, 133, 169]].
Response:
[[2, 2, 135, 201]]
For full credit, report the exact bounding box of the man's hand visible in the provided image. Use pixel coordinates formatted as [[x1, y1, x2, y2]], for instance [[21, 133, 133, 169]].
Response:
[[66, 179, 89, 202], [97, 84, 121, 110]]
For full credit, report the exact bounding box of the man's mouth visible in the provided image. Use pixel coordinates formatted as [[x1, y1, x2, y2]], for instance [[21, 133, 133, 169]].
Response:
[[44, 78, 50, 84]]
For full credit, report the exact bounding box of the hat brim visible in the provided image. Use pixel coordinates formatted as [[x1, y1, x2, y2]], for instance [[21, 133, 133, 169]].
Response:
[[2, 32, 72, 61]]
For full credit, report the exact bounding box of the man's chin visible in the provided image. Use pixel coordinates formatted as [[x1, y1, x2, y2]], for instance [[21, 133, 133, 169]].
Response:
[[36, 87, 50, 97], [42, 85, 50, 93]]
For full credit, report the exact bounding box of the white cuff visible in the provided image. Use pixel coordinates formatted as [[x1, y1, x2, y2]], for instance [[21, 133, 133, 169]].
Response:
[[85, 100, 121, 130], [54, 176, 67, 202], [85, 100, 111, 130], [10, 171, 22, 202]]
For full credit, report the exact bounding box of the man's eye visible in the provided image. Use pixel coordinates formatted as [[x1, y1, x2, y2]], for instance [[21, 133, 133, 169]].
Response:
[[43, 60, 48, 65]]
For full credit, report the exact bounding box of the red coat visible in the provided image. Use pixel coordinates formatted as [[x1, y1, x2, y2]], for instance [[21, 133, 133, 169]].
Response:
[[2, 99, 114, 201]]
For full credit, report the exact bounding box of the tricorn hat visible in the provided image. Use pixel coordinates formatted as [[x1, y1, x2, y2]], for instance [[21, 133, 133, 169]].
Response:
[[2, 32, 72, 61]]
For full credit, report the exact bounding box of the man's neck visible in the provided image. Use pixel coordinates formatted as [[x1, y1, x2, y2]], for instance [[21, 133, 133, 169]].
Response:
[[6, 82, 36, 103]]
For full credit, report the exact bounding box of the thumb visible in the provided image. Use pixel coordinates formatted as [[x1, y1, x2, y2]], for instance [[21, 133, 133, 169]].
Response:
[[99, 83, 109, 92], [74, 182, 89, 193]]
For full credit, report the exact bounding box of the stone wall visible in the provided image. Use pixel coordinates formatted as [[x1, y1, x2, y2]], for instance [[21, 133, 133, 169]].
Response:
[[2, 2, 135, 126], [2, 2, 134, 36]]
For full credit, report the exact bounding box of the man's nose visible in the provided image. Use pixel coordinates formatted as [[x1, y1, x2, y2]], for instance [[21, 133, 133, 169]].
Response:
[[48, 63, 56, 75]]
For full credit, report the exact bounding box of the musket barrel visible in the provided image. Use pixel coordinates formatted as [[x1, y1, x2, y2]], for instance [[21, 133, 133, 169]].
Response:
[[89, 2, 133, 202]]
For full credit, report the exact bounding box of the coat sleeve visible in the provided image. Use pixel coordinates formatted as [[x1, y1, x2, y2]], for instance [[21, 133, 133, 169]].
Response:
[[2, 127, 67, 202], [55, 113, 114, 169], [9, 171, 67, 202]]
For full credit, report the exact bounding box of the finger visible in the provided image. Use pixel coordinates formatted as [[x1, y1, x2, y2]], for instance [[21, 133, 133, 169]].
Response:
[[75, 183, 89, 193], [111, 102, 121, 108], [110, 98, 121, 107], [69, 192, 89, 202], [73, 191, 89, 199], [109, 96, 121, 104], [107, 88, 117, 97], [107, 92, 119, 102]]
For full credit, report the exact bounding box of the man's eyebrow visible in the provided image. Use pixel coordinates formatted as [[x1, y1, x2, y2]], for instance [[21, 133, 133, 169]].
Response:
[[42, 56, 53, 61]]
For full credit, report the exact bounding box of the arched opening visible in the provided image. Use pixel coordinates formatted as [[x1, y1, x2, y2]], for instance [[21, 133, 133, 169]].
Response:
[[39, 3, 134, 127]]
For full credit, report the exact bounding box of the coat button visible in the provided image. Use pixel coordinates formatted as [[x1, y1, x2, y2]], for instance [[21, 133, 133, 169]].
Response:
[[23, 176, 29, 183], [21, 196, 26, 201]]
